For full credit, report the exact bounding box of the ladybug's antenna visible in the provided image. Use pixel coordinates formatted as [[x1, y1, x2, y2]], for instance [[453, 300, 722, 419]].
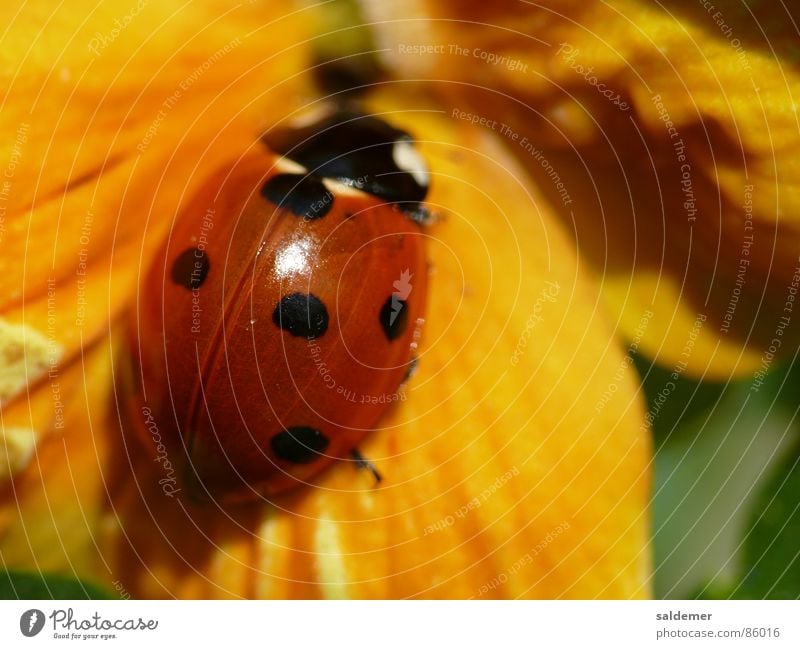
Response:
[[351, 449, 382, 484]]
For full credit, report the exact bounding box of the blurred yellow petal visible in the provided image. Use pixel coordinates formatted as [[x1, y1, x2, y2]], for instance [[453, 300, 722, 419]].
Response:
[[0, 338, 112, 576], [0, 319, 58, 407], [0, 428, 37, 484], [0, 0, 309, 584], [364, 0, 800, 378], [0, 0, 314, 362], [94, 94, 650, 599], [1, 4, 651, 600]]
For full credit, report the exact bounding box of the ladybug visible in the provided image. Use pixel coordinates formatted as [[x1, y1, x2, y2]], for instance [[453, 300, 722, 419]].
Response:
[[129, 109, 430, 500]]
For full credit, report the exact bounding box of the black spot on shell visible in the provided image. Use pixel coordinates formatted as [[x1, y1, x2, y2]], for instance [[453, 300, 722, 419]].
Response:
[[273, 292, 329, 339], [171, 247, 210, 290], [261, 173, 334, 219], [379, 295, 408, 341], [271, 426, 329, 464]]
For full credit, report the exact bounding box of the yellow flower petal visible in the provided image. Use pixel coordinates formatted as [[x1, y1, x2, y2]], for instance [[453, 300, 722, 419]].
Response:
[[0, 427, 37, 484], [363, 0, 800, 378], [1, 5, 651, 599], [0, 0, 311, 587], [0, 318, 58, 407], [93, 93, 650, 599], [0, 338, 112, 576], [0, 0, 314, 361]]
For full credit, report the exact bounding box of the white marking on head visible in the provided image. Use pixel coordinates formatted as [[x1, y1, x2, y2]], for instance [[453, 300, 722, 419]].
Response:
[[285, 103, 335, 129], [392, 139, 429, 188], [321, 177, 364, 196], [274, 157, 308, 175]]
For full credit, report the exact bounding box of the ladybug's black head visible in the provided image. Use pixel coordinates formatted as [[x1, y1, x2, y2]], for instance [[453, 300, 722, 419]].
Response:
[[263, 108, 429, 215]]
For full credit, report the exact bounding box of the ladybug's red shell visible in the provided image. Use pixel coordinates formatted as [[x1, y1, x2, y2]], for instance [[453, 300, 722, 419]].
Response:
[[131, 145, 427, 499]]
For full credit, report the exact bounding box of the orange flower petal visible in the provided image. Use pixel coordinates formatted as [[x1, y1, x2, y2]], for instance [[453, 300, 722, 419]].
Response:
[[0, 319, 57, 407], [0, 0, 314, 364], [2, 5, 651, 599], [0, 337, 112, 576], [363, 0, 800, 378], [0, 0, 311, 586], [94, 93, 651, 599]]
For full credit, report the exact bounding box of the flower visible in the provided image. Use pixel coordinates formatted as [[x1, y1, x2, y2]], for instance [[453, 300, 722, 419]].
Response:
[[16, 0, 789, 599], [363, 0, 800, 379]]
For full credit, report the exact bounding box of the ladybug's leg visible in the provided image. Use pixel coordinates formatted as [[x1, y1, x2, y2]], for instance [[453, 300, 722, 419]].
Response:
[[404, 204, 434, 226], [351, 449, 382, 484]]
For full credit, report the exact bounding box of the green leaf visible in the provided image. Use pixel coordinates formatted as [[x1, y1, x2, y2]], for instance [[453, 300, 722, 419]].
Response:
[[650, 375, 797, 599], [0, 570, 112, 599], [736, 445, 800, 598], [633, 353, 726, 445]]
